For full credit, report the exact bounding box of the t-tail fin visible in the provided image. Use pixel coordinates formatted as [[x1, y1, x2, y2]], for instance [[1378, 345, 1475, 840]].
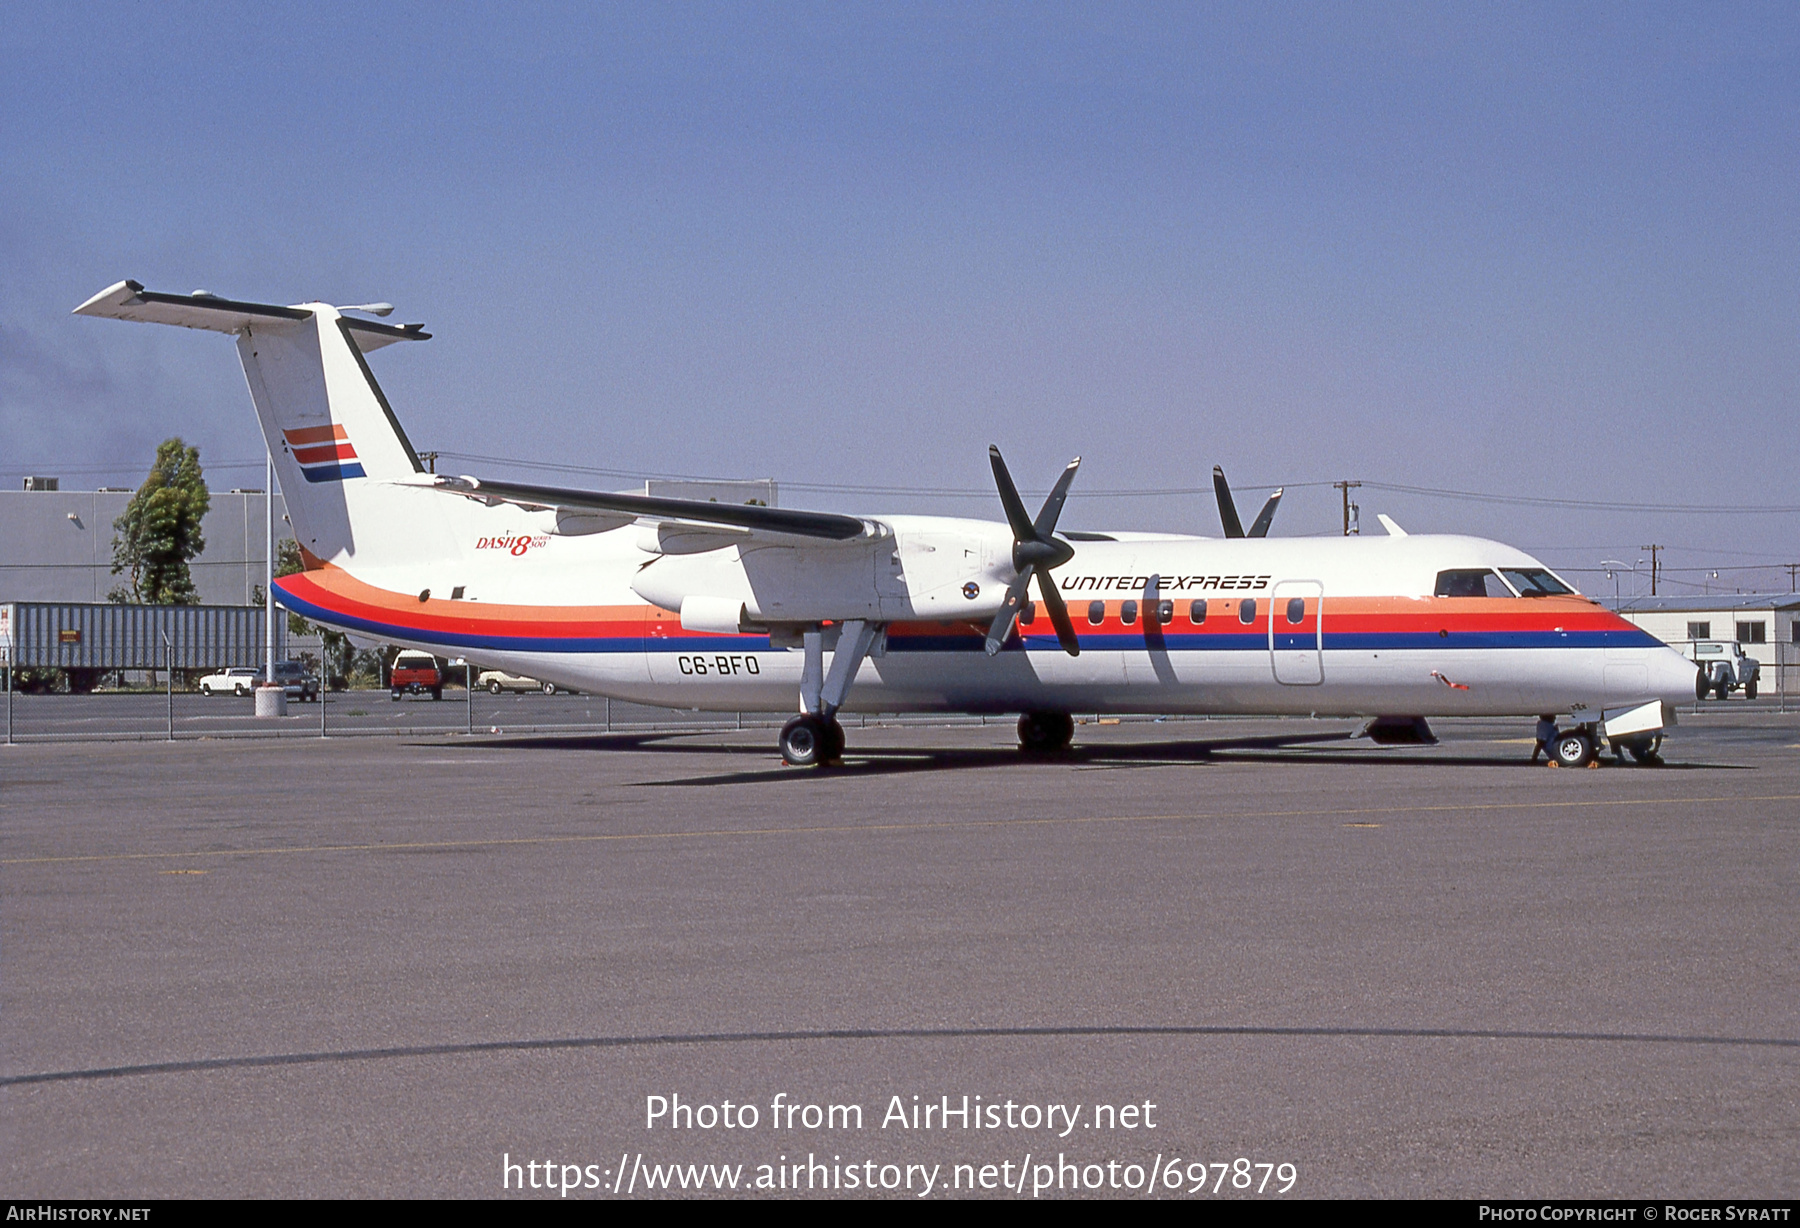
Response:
[[74, 280, 434, 562]]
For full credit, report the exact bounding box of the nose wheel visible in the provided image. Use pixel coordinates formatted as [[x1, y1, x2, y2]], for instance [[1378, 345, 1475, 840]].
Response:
[[1550, 727, 1597, 768]]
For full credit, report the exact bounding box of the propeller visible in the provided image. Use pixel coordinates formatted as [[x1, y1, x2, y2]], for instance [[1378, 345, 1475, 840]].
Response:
[[1212, 465, 1283, 538], [985, 445, 1082, 657]]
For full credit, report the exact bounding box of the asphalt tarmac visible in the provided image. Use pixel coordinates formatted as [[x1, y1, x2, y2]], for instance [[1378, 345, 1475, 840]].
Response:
[[3, 712, 1796, 1199]]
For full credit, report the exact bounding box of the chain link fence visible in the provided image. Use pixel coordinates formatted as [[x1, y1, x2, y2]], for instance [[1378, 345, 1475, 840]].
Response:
[[0, 659, 1040, 744]]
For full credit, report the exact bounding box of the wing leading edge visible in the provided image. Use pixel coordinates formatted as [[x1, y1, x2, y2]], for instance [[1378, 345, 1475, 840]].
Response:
[[415, 475, 872, 542]]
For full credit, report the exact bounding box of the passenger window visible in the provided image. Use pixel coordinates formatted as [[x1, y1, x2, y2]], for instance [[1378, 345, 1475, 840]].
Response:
[[1286, 597, 1305, 624], [1120, 600, 1138, 626], [1156, 600, 1173, 624], [1087, 601, 1105, 626], [1238, 598, 1257, 625], [1019, 602, 1036, 626], [1189, 599, 1207, 624], [1434, 569, 1512, 598]]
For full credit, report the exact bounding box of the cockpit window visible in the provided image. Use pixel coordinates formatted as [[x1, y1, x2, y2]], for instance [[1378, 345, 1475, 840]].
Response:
[[1499, 568, 1574, 596], [1434, 569, 1514, 598]]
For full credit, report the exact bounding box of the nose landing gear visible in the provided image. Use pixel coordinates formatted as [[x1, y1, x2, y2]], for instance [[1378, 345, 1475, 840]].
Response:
[[1550, 727, 1597, 768], [1541, 722, 1665, 768]]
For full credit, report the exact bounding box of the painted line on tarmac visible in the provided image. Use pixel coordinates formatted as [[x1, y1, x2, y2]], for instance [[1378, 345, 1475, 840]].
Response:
[[4, 1022, 1796, 1088], [5, 793, 1799, 868]]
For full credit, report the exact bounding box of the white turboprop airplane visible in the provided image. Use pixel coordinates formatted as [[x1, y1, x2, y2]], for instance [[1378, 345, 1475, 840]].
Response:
[[75, 281, 1695, 767]]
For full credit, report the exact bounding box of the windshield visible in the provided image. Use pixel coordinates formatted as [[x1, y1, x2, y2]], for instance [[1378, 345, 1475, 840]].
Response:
[[1498, 568, 1574, 596], [1434, 569, 1513, 598]]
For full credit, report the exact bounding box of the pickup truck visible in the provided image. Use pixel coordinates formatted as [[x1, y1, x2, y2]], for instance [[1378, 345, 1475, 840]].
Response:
[[198, 667, 261, 697], [198, 662, 320, 701], [390, 650, 444, 700], [1669, 640, 1761, 700]]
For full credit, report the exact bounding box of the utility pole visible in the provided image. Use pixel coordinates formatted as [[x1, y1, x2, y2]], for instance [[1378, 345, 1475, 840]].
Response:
[[1334, 480, 1362, 536], [266, 451, 276, 681], [1786, 562, 1798, 593], [421, 451, 439, 474], [1640, 544, 1663, 597]]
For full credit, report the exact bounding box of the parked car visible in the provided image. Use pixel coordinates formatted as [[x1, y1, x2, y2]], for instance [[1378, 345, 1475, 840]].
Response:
[[270, 660, 323, 702], [1670, 640, 1761, 700], [477, 669, 568, 695], [199, 667, 262, 697], [390, 650, 444, 700]]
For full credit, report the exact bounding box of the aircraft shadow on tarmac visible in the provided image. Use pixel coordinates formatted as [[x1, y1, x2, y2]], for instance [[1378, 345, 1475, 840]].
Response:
[[437, 730, 1743, 787], [6, 1021, 1793, 1089]]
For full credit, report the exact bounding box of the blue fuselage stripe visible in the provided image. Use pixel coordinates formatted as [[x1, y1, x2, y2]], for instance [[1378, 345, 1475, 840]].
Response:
[[276, 582, 1662, 657]]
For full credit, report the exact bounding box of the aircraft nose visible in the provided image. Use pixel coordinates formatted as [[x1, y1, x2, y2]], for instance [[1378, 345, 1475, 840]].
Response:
[[1650, 646, 1698, 704]]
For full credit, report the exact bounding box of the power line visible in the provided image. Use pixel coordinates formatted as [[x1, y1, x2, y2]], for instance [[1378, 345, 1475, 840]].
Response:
[[8, 451, 1800, 514], [1360, 481, 1800, 515]]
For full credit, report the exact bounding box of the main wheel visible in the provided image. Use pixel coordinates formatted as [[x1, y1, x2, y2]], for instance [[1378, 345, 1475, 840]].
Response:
[[542, 681, 557, 695], [489, 680, 503, 694], [823, 718, 845, 761], [1551, 728, 1596, 768], [1018, 710, 1075, 753], [1745, 679, 1758, 699], [1625, 732, 1664, 765], [779, 714, 829, 767]]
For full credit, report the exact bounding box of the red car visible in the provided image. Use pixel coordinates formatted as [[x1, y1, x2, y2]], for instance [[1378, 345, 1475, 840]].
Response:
[[389, 650, 444, 700]]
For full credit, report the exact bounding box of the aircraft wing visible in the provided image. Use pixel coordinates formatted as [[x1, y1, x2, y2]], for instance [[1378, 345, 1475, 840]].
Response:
[[412, 474, 873, 543]]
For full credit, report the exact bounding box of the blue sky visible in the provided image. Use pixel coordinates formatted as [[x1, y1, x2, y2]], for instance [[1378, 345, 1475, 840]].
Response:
[[3, 3, 1795, 594]]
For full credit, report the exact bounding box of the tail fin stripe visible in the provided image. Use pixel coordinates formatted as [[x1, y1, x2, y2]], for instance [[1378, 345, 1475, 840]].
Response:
[[292, 442, 359, 464], [283, 424, 350, 446], [300, 463, 367, 484]]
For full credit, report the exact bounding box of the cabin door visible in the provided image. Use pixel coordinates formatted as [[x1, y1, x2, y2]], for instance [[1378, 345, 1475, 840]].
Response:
[[1269, 580, 1324, 685]]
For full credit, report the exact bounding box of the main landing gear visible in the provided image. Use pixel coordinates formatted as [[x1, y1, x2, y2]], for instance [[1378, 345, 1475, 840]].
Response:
[[1018, 710, 1075, 754], [780, 620, 882, 767], [779, 713, 845, 767]]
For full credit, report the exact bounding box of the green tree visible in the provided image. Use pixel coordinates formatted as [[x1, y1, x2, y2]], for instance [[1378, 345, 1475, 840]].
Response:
[[110, 438, 211, 604]]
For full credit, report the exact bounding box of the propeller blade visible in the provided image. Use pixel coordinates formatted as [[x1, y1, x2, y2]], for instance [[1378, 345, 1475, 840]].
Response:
[[984, 567, 1036, 656], [1247, 487, 1284, 537], [1213, 465, 1245, 538], [1037, 571, 1081, 656], [1030, 457, 1082, 540], [988, 446, 1037, 543]]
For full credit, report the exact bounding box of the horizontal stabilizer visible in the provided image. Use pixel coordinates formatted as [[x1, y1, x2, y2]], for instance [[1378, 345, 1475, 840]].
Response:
[[73, 281, 429, 352], [416, 475, 871, 542]]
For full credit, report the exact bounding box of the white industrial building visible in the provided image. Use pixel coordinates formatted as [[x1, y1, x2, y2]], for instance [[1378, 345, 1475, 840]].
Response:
[[1611, 593, 1800, 696], [0, 483, 291, 606]]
